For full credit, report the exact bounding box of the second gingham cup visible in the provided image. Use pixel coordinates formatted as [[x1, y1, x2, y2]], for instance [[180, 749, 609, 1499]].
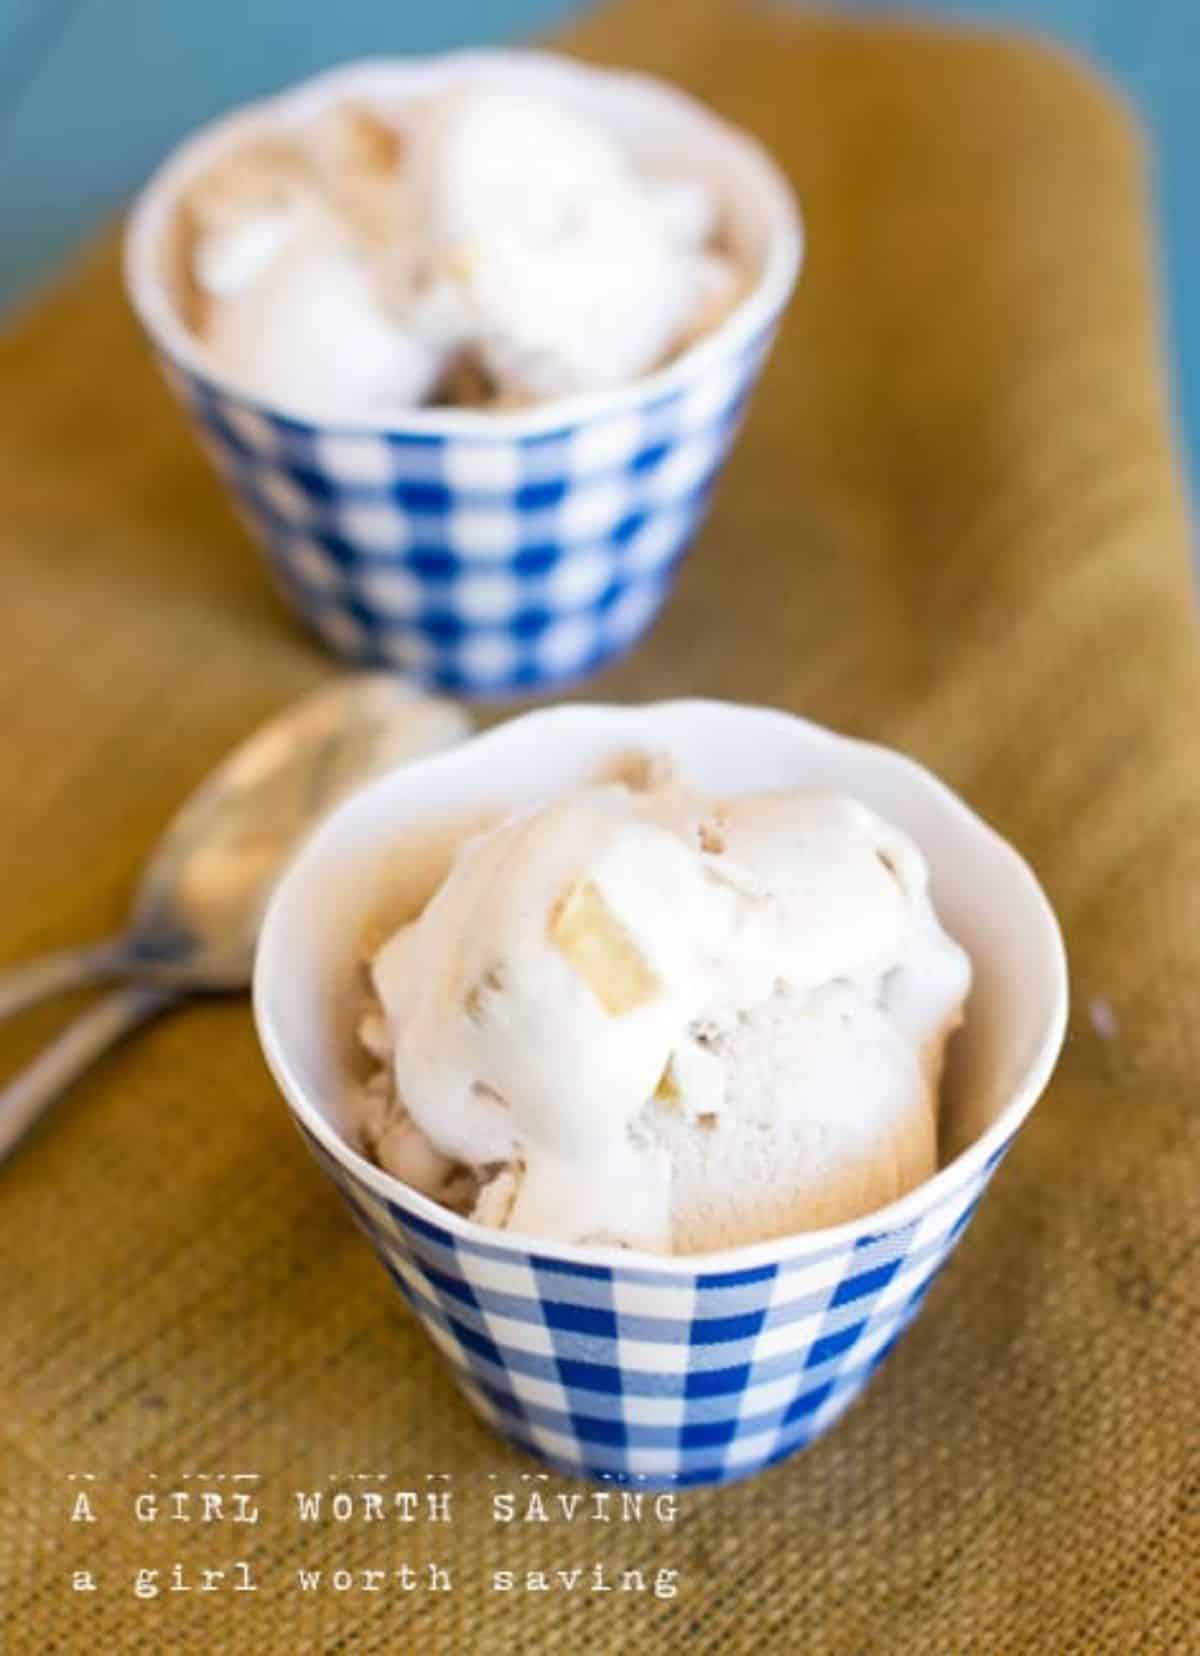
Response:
[[123, 53, 803, 697], [254, 700, 1068, 1488]]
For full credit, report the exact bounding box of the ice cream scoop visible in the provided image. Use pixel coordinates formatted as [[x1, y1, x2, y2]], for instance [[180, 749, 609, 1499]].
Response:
[[368, 784, 774, 1248], [390, 87, 740, 400], [360, 762, 971, 1252], [175, 85, 743, 418], [200, 207, 447, 421], [181, 122, 447, 420]]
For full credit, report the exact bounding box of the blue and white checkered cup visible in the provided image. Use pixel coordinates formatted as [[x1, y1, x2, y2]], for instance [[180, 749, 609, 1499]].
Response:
[[124, 54, 803, 698], [254, 701, 1068, 1488]]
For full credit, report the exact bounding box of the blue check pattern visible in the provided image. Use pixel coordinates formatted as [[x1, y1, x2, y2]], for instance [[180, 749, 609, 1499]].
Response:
[[299, 1123, 1011, 1487], [160, 326, 776, 697]]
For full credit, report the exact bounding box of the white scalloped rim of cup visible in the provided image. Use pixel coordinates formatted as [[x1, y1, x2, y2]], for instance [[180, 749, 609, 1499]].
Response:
[[123, 49, 803, 440], [253, 699, 1069, 1274]]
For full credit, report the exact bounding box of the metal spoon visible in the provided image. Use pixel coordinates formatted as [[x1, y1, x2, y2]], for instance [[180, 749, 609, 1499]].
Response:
[[0, 675, 470, 1161]]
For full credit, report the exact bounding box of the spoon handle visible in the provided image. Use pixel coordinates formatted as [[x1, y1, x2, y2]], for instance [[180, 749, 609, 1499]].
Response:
[[0, 941, 125, 1023], [0, 985, 173, 1164]]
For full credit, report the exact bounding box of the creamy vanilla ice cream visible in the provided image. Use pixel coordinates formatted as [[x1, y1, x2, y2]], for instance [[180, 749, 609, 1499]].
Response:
[[173, 88, 743, 418], [353, 757, 971, 1253]]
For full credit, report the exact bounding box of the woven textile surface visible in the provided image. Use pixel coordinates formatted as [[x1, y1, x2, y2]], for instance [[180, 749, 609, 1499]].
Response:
[[0, 2, 1196, 1650]]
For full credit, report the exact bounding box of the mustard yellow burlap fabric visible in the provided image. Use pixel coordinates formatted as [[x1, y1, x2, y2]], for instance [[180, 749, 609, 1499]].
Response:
[[1, 3, 1196, 1650]]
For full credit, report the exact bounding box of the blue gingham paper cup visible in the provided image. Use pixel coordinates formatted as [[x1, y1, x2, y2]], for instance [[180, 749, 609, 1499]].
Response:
[[124, 54, 803, 698], [253, 701, 1067, 1488]]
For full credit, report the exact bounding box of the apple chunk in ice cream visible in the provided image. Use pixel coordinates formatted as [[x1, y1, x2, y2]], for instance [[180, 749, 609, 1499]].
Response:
[[353, 758, 971, 1253]]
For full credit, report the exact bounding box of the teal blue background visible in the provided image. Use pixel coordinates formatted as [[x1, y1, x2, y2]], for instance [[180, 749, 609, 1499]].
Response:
[[0, 0, 585, 308]]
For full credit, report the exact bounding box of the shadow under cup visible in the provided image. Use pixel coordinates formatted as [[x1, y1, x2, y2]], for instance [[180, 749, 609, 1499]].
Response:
[[253, 702, 1068, 1487]]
